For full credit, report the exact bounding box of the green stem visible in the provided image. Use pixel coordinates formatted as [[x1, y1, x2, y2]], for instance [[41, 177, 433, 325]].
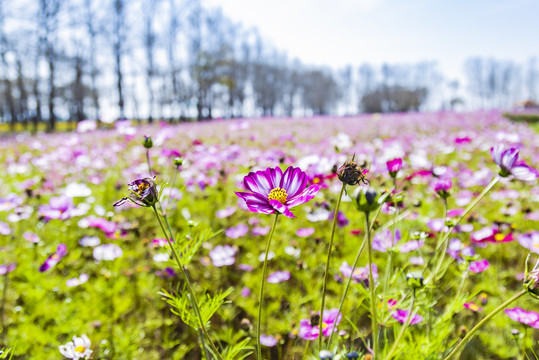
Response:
[[146, 149, 153, 176], [442, 289, 526, 360], [302, 340, 311, 358], [327, 205, 383, 348], [427, 176, 500, 283], [1, 273, 9, 344], [257, 213, 279, 360], [432, 197, 449, 279], [319, 183, 346, 351], [384, 179, 398, 297], [163, 165, 179, 214], [385, 290, 416, 360], [366, 211, 378, 359], [152, 206, 223, 360]]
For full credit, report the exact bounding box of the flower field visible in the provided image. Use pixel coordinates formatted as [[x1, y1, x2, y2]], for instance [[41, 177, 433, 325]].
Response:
[[1, 111, 539, 359]]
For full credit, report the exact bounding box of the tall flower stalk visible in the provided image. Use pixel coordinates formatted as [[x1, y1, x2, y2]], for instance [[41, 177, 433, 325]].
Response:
[[235, 166, 320, 360], [327, 205, 384, 348], [426, 176, 500, 283], [151, 205, 223, 360], [319, 183, 345, 350], [442, 289, 527, 360], [366, 211, 378, 358], [257, 213, 279, 360], [385, 289, 417, 360], [319, 159, 368, 351], [354, 186, 388, 359]]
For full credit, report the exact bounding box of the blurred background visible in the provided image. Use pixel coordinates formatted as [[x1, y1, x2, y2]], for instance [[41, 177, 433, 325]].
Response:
[[0, 0, 538, 131]]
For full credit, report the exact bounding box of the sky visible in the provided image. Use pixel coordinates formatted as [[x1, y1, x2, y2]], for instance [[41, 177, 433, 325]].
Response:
[[204, 0, 539, 81]]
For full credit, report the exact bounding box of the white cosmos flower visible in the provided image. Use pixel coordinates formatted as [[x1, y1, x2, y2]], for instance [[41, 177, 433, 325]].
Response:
[[59, 334, 92, 359]]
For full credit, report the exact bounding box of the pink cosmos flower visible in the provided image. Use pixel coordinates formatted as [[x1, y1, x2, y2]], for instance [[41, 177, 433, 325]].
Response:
[[0, 263, 16, 275], [433, 178, 452, 198], [39, 196, 78, 220], [339, 262, 378, 285], [209, 245, 237, 267], [0, 222, 11, 235], [298, 308, 342, 340], [517, 232, 539, 254], [469, 259, 490, 273], [504, 307, 539, 328], [463, 302, 483, 312], [235, 166, 321, 218], [93, 244, 123, 261], [267, 270, 291, 283], [391, 309, 423, 325], [225, 224, 249, 239], [386, 158, 402, 177], [490, 145, 538, 181], [39, 244, 67, 272], [23, 231, 40, 243], [260, 335, 278, 347], [296, 227, 315, 237], [372, 229, 401, 252]]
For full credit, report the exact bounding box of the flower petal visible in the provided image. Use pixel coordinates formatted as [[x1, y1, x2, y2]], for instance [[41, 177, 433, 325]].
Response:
[[267, 167, 283, 189], [287, 184, 321, 208], [501, 147, 519, 169], [244, 171, 273, 197], [235, 191, 270, 205], [269, 199, 295, 218], [280, 167, 307, 197], [490, 145, 503, 165], [511, 165, 538, 182], [246, 200, 275, 215]]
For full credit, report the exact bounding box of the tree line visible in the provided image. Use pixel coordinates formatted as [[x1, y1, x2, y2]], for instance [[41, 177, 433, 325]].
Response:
[[0, 0, 538, 132]]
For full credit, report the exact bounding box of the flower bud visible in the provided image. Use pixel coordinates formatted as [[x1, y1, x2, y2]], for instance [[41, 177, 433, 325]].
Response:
[[511, 328, 520, 339], [143, 135, 153, 149], [524, 267, 539, 299], [319, 350, 334, 360], [173, 157, 183, 167], [406, 272, 424, 289], [346, 351, 360, 360], [355, 187, 384, 214], [433, 178, 452, 199], [410, 231, 428, 240], [386, 158, 402, 178], [337, 160, 367, 186]]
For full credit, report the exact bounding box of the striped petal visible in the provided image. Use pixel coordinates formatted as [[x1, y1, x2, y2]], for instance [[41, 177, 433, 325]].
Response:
[[246, 200, 275, 215], [511, 165, 538, 182], [280, 166, 307, 197], [267, 167, 283, 189], [269, 199, 295, 218], [501, 147, 519, 170], [490, 145, 504, 165], [287, 184, 321, 208], [244, 171, 273, 197]]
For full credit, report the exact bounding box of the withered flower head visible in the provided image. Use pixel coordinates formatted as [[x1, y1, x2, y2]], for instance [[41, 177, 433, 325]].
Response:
[[337, 159, 368, 186]]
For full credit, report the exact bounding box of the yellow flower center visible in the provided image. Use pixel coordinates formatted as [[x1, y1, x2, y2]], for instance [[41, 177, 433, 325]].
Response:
[[313, 177, 320, 184], [138, 182, 149, 193], [494, 233, 505, 242], [75, 346, 86, 353], [268, 187, 288, 204], [468, 303, 479, 311]]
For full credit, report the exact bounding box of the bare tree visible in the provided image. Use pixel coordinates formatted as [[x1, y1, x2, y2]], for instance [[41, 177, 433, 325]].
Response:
[[112, 0, 126, 118]]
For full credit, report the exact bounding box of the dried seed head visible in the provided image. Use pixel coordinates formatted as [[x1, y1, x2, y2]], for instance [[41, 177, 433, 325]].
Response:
[[337, 161, 368, 186]]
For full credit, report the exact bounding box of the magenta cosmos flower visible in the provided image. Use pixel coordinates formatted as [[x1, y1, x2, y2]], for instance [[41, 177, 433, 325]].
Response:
[[298, 308, 342, 340], [504, 307, 539, 328], [386, 158, 402, 178], [490, 145, 538, 181], [235, 166, 321, 218]]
